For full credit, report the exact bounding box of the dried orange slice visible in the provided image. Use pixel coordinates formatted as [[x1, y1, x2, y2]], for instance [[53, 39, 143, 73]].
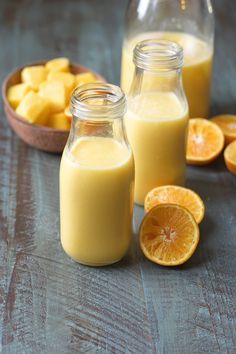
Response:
[[224, 140, 236, 175], [139, 204, 199, 266], [187, 118, 224, 165], [211, 114, 236, 145], [144, 185, 204, 224]]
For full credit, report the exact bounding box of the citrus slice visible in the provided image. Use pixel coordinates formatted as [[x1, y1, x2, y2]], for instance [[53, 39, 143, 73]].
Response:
[[224, 140, 236, 175], [211, 114, 236, 145], [144, 185, 204, 224], [187, 118, 224, 165], [139, 204, 200, 266]]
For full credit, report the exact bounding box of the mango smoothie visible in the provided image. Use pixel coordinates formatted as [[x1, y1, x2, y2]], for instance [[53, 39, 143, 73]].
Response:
[[60, 137, 134, 266], [125, 92, 188, 205], [121, 32, 213, 118]]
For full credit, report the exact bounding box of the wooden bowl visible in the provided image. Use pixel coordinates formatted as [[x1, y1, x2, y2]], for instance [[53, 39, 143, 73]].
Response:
[[2, 61, 106, 153]]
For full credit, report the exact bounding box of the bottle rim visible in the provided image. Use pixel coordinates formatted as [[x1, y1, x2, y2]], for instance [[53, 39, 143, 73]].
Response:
[[133, 39, 183, 71], [70, 82, 126, 120]]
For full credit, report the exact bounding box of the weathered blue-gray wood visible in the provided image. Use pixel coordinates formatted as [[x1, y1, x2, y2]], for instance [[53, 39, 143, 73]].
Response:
[[0, 0, 236, 353]]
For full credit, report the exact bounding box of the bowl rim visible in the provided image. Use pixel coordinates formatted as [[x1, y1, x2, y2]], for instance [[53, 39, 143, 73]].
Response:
[[2, 59, 106, 133]]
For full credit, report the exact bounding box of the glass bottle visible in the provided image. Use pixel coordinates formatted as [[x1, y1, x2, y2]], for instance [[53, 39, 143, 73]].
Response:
[[121, 0, 214, 118], [125, 39, 189, 205], [60, 83, 134, 266]]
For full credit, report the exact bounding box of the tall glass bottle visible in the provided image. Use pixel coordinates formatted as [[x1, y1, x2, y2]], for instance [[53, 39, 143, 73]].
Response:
[[121, 0, 214, 118], [60, 83, 134, 266], [125, 39, 189, 205]]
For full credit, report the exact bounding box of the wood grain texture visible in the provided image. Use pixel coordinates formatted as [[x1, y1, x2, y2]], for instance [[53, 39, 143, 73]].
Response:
[[0, 0, 236, 353]]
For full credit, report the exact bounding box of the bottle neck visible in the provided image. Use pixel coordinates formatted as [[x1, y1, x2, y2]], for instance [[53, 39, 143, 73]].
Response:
[[67, 83, 129, 151], [70, 83, 126, 121], [129, 65, 184, 96], [70, 114, 125, 141], [129, 39, 187, 111]]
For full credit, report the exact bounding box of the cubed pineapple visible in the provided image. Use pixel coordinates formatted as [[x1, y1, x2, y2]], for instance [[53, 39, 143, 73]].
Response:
[[21, 65, 47, 90], [64, 106, 72, 122], [7, 83, 31, 108], [46, 112, 70, 130], [47, 72, 75, 101], [38, 80, 66, 113], [45, 57, 70, 73], [75, 72, 97, 87], [16, 91, 50, 125]]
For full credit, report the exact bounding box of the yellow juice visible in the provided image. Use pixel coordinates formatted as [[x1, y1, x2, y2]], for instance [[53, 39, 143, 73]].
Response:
[[121, 32, 213, 118], [125, 92, 188, 205], [60, 137, 134, 266]]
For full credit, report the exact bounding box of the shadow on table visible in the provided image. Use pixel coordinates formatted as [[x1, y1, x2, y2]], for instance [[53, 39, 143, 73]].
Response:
[[178, 213, 216, 270], [187, 155, 226, 178]]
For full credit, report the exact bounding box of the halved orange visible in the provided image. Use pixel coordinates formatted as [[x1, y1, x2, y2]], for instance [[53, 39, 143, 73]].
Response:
[[139, 204, 199, 266], [224, 140, 236, 175], [211, 114, 236, 145], [187, 118, 225, 165], [144, 185, 205, 224]]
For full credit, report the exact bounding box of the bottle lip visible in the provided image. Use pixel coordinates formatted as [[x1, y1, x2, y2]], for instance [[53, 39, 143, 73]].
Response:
[[133, 39, 183, 71], [70, 82, 126, 120]]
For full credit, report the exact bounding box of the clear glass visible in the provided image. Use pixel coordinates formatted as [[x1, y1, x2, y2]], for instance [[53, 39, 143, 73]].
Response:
[[125, 39, 189, 205], [60, 83, 134, 266], [121, 0, 214, 118]]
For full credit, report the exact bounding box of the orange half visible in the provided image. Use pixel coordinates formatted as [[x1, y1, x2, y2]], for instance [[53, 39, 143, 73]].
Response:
[[211, 114, 236, 145], [139, 204, 200, 266], [224, 140, 236, 175], [187, 118, 224, 165], [144, 185, 205, 224]]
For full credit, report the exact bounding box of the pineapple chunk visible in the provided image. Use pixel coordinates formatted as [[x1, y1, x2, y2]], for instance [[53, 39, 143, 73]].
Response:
[[47, 72, 75, 101], [75, 72, 97, 87], [7, 83, 31, 108], [46, 112, 70, 130], [21, 65, 47, 90], [16, 91, 50, 125], [39, 80, 66, 113], [45, 57, 70, 73], [64, 105, 72, 122]]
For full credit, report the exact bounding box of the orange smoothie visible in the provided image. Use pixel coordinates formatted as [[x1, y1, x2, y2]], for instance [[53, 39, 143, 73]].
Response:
[[125, 92, 188, 205], [60, 137, 134, 266], [121, 32, 213, 118]]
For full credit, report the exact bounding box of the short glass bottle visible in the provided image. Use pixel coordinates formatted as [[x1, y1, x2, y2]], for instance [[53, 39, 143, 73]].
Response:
[[60, 83, 134, 266], [121, 0, 214, 118], [125, 39, 189, 205]]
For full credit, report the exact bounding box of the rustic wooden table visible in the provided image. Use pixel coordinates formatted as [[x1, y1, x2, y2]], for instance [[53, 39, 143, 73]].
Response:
[[1, 0, 236, 353]]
